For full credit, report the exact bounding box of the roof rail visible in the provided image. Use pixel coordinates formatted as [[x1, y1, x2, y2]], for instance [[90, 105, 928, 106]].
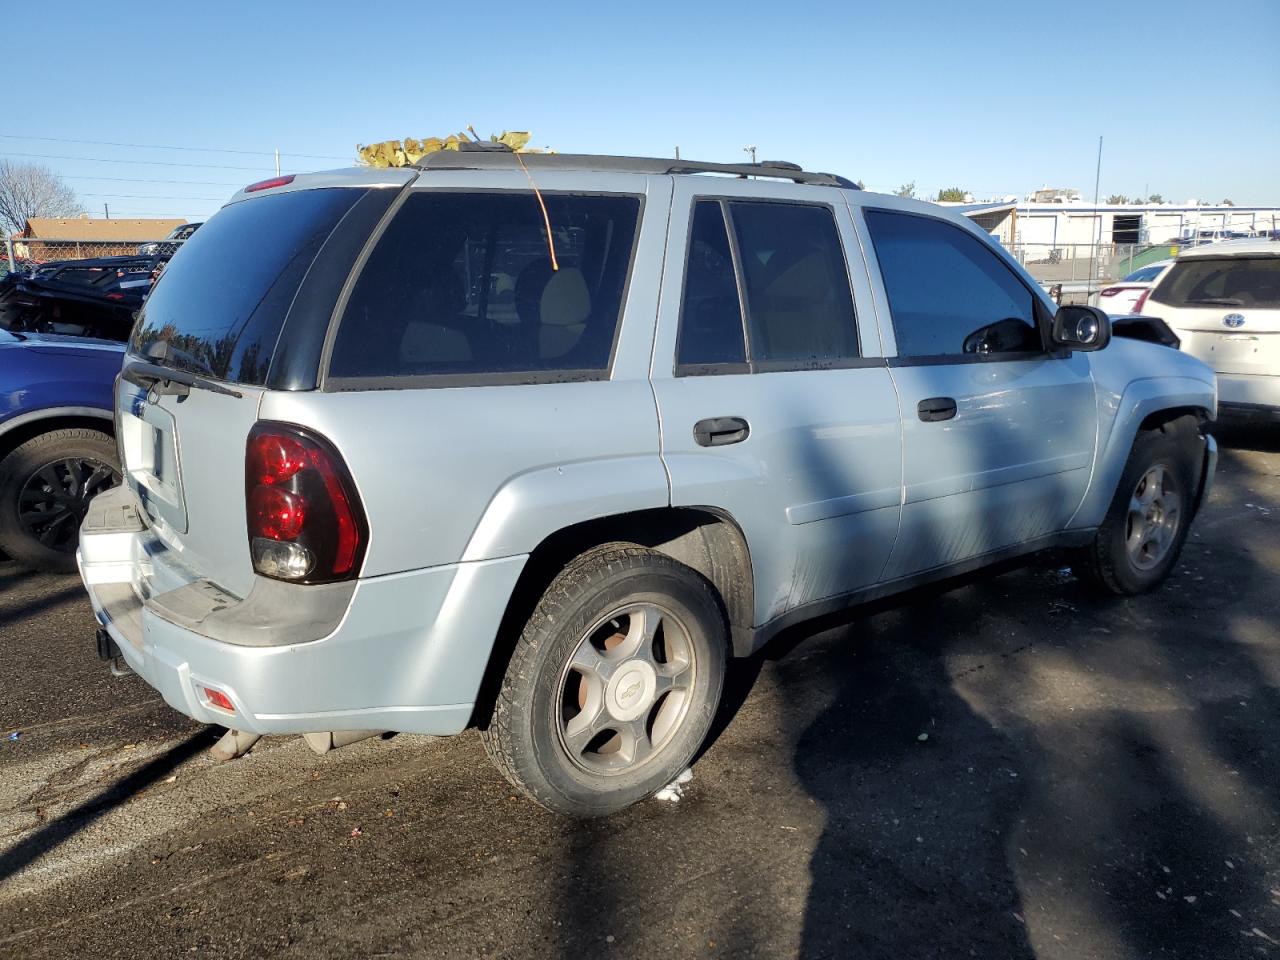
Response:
[[412, 150, 859, 188]]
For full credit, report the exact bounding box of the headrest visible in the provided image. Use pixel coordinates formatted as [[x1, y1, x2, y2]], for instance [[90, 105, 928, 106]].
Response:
[[540, 267, 590, 327]]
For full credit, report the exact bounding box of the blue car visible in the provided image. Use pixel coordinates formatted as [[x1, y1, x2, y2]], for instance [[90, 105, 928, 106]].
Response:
[[0, 329, 123, 571]]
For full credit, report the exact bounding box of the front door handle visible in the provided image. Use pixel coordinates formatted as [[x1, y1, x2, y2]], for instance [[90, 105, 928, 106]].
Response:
[[694, 416, 750, 447], [917, 397, 958, 422]]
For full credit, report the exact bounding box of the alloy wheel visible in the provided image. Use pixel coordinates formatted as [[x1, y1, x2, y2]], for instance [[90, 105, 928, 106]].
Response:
[[1125, 463, 1182, 571], [17, 457, 120, 553]]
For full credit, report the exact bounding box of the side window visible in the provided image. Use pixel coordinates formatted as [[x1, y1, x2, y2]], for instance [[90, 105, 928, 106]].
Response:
[[728, 202, 859, 364], [676, 201, 747, 368], [329, 192, 640, 382], [864, 209, 1042, 358]]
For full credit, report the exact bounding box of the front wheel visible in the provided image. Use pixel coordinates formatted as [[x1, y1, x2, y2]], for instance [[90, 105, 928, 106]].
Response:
[[480, 544, 728, 817], [0, 428, 121, 573], [1072, 425, 1199, 595]]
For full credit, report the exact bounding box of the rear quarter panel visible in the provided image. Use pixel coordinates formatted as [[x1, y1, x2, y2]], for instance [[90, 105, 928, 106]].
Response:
[[0, 341, 122, 433]]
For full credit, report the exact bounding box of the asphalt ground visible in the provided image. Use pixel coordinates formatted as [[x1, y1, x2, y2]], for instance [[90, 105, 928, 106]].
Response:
[[0, 425, 1277, 960]]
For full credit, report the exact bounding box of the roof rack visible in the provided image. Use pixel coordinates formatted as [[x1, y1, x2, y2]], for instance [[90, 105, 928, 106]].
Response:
[[411, 149, 859, 188]]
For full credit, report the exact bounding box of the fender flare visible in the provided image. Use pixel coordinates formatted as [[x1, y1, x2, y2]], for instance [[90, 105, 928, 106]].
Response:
[[1068, 375, 1214, 529], [460, 455, 671, 562], [0, 405, 113, 442]]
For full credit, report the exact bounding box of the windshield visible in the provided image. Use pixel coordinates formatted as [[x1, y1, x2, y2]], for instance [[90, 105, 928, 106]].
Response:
[[1151, 257, 1280, 309], [130, 188, 364, 384]]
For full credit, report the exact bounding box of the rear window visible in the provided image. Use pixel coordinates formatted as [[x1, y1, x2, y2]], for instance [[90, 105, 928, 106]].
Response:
[[1151, 257, 1280, 309], [327, 191, 641, 384], [130, 188, 365, 385], [1123, 264, 1165, 283]]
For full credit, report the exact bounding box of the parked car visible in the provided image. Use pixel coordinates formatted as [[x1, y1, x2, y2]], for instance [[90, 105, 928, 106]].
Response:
[[1094, 260, 1174, 314], [78, 154, 1218, 817], [1144, 238, 1280, 418], [0, 254, 161, 341], [0, 328, 123, 571], [137, 221, 201, 257]]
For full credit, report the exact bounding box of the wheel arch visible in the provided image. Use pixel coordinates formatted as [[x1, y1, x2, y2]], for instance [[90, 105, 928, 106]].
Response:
[[0, 407, 114, 463], [470, 506, 755, 729]]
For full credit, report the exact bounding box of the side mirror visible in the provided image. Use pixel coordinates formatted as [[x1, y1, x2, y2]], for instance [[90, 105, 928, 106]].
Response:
[[1052, 304, 1111, 352]]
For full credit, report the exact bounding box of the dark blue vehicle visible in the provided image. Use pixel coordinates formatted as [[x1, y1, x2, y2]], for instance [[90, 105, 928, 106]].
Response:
[[0, 329, 123, 571]]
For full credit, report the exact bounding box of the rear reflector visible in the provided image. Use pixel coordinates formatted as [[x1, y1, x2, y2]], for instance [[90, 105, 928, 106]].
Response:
[[244, 174, 296, 193], [201, 687, 235, 712]]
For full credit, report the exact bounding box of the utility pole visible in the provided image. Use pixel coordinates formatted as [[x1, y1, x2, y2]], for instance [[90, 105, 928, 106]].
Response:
[[674, 145, 680, 160], [103, 203, 110, 220], [743, 145, 757, 165], [275, 148, 281, 177]]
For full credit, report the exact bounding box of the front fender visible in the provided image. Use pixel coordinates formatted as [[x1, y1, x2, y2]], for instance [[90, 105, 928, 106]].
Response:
[[460, 455, 670, 562], [1068, 374, 1215, 529]]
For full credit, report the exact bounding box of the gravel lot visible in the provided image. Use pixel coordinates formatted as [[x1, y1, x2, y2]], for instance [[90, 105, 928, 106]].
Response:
[[1, 426, 1278, 960]]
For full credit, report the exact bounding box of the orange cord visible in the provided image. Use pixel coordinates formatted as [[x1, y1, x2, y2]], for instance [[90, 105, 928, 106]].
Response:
[[513, 150, 559, 271]]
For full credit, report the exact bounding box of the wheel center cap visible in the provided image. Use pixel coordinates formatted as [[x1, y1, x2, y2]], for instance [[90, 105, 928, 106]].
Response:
[[605, 661, 658, 722]]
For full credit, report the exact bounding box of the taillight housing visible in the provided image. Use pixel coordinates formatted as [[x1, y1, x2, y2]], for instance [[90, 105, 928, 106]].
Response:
[[245, 422, 367, 583], [244, 174, 295, 193], [1131, 288, 1152, 314]]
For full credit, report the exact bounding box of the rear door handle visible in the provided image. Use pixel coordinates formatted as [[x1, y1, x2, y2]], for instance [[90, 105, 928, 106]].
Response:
[[917, 397, 958, 422], [694, 416, 750, 447]]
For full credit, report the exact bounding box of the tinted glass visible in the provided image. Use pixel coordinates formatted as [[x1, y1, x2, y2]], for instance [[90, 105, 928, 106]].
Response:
[[131, 188, 364, 384], [865, 209, 1042, 358], [330, 192, 640, 380], [1150, 257, 1280, 309], [730, 202, 858, 363], [1123, 264, 1165, 282], [677, 202, 746, 367]]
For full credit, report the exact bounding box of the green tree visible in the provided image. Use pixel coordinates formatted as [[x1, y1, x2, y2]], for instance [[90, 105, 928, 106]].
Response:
[[936, 187, 968, 202], [1106, 194, 1129, 205], [895, 182, 916, 199], [1221, 198, 1235, 207], [854, 180, 866, 190], [1147, 193, 1164, 204]]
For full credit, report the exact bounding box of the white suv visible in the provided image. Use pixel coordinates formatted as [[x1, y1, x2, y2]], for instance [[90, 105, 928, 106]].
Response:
[[1145, 240, 1280, 417]]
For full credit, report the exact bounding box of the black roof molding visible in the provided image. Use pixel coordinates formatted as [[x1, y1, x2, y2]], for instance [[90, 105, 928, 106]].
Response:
[[412, 151, 859, 188]]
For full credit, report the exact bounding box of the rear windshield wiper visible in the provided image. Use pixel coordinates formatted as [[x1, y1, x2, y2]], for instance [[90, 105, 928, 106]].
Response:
[[122, 356, 243, 399], [1186, 297, 1244, 306]]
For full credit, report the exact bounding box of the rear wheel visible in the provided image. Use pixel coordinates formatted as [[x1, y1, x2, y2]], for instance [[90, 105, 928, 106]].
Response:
[[1072, 426, 1198, 595], [0, 428, 120, 573], [480, 544, 728, 817]]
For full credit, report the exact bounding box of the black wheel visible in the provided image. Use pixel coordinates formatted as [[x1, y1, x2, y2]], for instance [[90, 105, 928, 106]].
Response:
[[480, 544, 728, 817], [0, 428, 121, 573], [1072, 425, 1198, 595]]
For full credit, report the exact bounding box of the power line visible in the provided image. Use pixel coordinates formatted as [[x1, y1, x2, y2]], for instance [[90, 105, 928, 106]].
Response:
[[81, 193, 228, 201], [58, 174, 247, 186], [3, 150, 281, 171], [0, 133, 349, 161]]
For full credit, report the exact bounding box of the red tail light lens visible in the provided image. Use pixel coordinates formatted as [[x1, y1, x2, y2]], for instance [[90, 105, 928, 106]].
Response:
[[1131, 288, 1152, 314], [245, 423, 367, 583], [244, 174, 296, 193]]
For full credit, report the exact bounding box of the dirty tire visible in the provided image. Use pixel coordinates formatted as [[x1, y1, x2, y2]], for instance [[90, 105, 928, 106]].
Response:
[[480, 544, 728, 818], [1072, 425, 1198, 595], [0, 428, 120, 573]]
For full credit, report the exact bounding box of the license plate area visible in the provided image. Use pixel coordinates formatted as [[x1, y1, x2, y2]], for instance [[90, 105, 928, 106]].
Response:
[[119, 387, 188, 533]]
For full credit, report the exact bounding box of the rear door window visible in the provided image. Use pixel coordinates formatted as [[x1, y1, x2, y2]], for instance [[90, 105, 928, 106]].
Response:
[[1151, 257, 1280, 309], [676, 201, 747, 369], [131, 188, 366, 385], [327, 192, 641, 384], [865, 209, 1043, 358]]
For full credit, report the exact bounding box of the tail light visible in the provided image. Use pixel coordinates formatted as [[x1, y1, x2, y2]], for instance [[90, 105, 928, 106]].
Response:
[[1131, 288, 1152, 314], [245, 422, 367, 583]]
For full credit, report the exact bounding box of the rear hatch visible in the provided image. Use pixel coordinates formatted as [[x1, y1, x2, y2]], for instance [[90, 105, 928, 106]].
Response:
[[118, 177, 402, 598], [1147, 253, 1280, 376]]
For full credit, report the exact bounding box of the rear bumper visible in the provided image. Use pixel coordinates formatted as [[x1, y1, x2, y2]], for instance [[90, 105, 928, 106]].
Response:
[[1216, 373, 1280, 414], [78, 489, 526, 736]]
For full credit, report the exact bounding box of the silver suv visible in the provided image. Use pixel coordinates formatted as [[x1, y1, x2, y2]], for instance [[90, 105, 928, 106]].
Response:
[[79, 152, 1218, 816]]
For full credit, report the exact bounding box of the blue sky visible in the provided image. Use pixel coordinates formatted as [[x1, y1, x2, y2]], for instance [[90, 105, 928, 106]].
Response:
[[5, 0, 1278, 223]]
